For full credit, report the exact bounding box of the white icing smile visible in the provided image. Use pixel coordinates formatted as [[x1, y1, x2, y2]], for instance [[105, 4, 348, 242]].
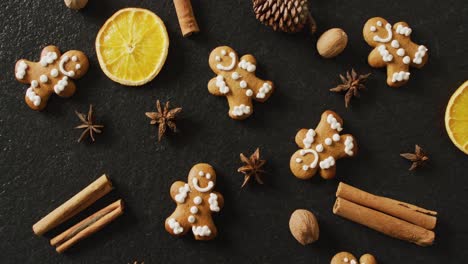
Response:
[[298, 149, 319, 171], [192, 178, 214, 192], [373, 23, 393, 43], [59, 55, 76, 77], [216, 51, 236, 71]]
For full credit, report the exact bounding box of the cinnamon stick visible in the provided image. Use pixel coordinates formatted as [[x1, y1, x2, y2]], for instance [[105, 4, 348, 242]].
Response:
[[333, 197, 435, 246], [336, 182, 437, 230], [173, 0, 200, 37], [33, 175, 113, 236], [51, 199, 124, 253]]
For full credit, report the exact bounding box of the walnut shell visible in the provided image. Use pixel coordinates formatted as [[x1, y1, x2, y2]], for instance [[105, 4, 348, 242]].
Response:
[[316, 28, 348, 58], [289, 209, 319, 245], [64, 0, 88, 10]]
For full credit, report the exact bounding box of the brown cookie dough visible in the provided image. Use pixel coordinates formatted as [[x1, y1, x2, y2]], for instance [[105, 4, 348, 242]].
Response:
[[331, 252, 377, 264], [208, 46, 274, 120], [290, 110, 357, 180], [14, 45, 89, 110], [165, 163, 224, 240]]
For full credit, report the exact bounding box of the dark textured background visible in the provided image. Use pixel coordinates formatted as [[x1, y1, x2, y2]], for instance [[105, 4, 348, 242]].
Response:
[[1, 0, 467, 263]]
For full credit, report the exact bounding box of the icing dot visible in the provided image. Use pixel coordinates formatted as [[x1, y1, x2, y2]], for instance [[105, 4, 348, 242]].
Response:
[[391, 40, 400, 48], [315, 144, 324, 152], [332, 134, 340, 141], [397, 48, 405, 56], [215, 55, 221, 62], [75, 64, 81, 70], [221, 49, 227, 56], [198, 171, 204, 176], [193, 196, 202, 205], [206, 173, 211, 179], [370, 26, 376, 32], [325, 138, 332, 145], [31, 80, 38, 88], [39, 75, 48, 83], [190, 206, 198, 214], [246, 89, 253, 97], [188, 215, 195, 223], [231, 72, 240, 80], [71, 56, 78, 62], [302, 165, 309, 171], [295, 158, 302, 163], [350, 260, 357, 264], [403, 56, 411, 64], [246, 64, 256, 72], [50, 68, 59, 77], [376, 21, 382, 27], [344, 257, 349, 263], [239, 80, 247, 88]]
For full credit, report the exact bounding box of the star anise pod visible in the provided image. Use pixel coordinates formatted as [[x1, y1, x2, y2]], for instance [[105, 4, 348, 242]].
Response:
[[145, 100, 182, 142], [330, 69, 371, 108], [400, 144, 429, 171], [74, 105, 104, 142], [238, 148, 266, 188]]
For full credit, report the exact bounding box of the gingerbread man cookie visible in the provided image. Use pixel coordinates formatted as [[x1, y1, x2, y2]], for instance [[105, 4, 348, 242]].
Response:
[[331, 252, 377, 264], [363, 17, 428, 87], [290, 110, 357, 180], [165, 163, 224, 240], [208, 46, 274, 120], [14, 45, 89, 110]]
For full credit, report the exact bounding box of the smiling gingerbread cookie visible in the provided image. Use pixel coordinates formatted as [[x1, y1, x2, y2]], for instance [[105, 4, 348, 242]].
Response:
[[363, 17, 428, 87], [14, 45, 89, 110], [165, 163, 224, 240]]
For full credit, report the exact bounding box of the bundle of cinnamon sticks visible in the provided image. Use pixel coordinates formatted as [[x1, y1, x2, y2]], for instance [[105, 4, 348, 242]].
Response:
[[33, 175, 124, 253], [333, 182, 437, 246]]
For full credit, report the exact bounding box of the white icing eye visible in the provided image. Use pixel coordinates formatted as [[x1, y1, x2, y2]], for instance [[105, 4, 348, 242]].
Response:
[[295, 158, 302, 163], [370, 26, 376, 32], [205, 173, 211, 179], [215, 56, 221, 62], [221, 49, 226, 56], [198, 171, 204, 176], [71, 56, 78, 62], [376, 21, 382, 26]]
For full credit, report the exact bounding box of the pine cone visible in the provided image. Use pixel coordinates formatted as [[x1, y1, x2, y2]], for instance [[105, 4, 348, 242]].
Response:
[[253, 0, 316, 33]]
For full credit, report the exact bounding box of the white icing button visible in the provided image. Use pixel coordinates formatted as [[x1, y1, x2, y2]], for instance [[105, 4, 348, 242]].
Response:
[[397, 48, 405, 56], [246, 89, 253, 97], [198, 171, 204, 176], [295, 158, 302, 163], [325, 138, 332, 145], [231, 72, 240, 80], [315, 144, 324, 152], [188, 215, 195, 223], [39, 75, 48, 83], [193, 196, 202, 205], [71, 55, 77, 62], [190, 206, 198, 214], [332, 134, 340, 141], [31, 80, 38, 88], [239, 80, 247, 88], [205, 173, 211, 179], [50, 68, 59, 77]]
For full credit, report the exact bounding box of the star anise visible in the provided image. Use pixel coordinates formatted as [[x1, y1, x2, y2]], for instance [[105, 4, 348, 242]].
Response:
[[145, 100, 182, 142], [400, 144, 429, 171], [330, 69, 371, 108], [238, 148, 266, 188], [74, 105, 104, 142]]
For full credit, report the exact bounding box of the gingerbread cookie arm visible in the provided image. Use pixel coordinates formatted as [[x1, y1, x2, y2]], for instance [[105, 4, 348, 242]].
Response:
[[208, 77, 226, 96], [238, 54, 274, 103], [368, 48, 387, 68], [170, 181, 190, 203], [209, 191, 224, 211]]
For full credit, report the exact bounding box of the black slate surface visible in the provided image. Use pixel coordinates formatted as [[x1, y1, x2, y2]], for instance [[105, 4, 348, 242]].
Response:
[[1, 0, 467, 263]]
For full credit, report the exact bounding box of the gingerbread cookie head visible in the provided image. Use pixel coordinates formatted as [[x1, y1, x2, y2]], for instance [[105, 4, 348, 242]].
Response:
[[208, 46, 274, 120], [363, 17, 428, 87], [290, 110, 357, 180], [331, 252, 377, 264], [165, 163, 224, 240], [14, 45, 89, 111]]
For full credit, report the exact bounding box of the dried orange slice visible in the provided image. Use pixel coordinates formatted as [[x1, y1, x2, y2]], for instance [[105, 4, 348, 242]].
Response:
[[96, 8, 169, 86], [445, 80, 468, 154]]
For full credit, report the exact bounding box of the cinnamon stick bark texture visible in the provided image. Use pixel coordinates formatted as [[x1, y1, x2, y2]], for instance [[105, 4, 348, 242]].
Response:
[[33, 175, 113, 236], [333, 182, 437, 247], [51, 199, 124, 253], [173, 0, 200, 37], [336, 182, 437, 230]]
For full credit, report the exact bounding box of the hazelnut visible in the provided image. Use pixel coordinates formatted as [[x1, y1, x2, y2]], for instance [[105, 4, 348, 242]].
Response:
[[64, 0, 88, 10], [316, 28, 348, 58], [289, 209, 319, 245]]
